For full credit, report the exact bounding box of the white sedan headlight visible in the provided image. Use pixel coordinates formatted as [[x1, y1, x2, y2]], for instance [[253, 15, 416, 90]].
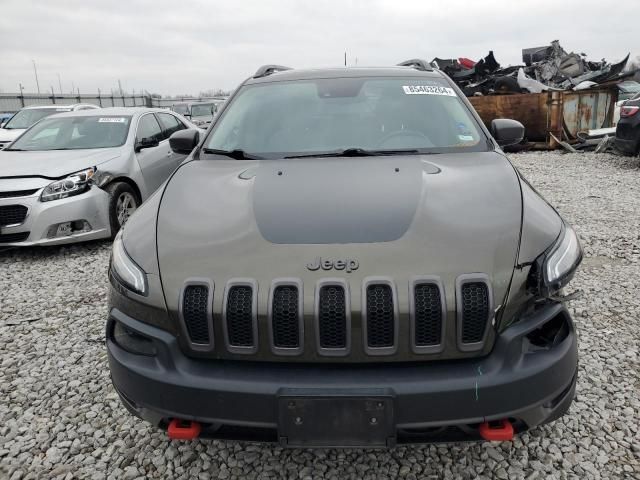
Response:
[[40, 167, 95, 202], [110, 229, 148, 295]]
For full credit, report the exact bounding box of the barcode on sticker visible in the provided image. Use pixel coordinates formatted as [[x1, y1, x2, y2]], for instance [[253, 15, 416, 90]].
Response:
[[402, 85, 456, 96], [98, 117, 126, 123]]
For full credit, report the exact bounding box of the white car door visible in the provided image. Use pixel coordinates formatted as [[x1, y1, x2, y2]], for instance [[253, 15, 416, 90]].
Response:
[[157, 112, 191, 167], [134, 113, 174, 194]]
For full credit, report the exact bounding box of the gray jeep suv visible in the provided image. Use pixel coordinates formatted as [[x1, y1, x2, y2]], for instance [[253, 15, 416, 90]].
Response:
[[106, 61, 581, 447]]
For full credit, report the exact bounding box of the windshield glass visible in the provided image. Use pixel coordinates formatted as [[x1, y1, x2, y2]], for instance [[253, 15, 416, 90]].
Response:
[[9, 115, 131, 151], [3, 108, 68, 130], [191, 103, 216, 117], [172, 104, 190, 115], [205, 77, 487, 158]]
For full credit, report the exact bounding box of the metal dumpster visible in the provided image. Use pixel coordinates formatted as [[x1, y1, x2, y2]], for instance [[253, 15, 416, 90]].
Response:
[[468, 87, 618, 148]]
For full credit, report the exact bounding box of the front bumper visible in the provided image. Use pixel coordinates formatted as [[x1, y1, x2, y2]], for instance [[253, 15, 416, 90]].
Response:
[[0, 186, 111, 246], [107, 303, 578, 446]]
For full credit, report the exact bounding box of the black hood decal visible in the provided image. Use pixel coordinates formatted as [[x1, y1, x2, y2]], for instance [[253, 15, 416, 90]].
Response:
[[252, 158, 424, 244]]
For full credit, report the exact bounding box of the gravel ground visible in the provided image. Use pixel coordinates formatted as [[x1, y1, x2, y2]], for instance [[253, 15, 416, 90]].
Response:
[[1, 152, 639, 480]]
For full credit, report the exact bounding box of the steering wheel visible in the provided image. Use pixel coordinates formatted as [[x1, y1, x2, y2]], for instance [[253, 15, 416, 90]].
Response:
[[376, 129, 431, 148]]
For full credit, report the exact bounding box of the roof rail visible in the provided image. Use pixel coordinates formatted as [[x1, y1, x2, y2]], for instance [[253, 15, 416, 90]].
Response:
[[397, 59, 434, 72], [253, 64, 292, 79]]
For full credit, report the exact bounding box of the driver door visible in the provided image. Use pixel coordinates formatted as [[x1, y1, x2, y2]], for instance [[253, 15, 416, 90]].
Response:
[[134, 113, 173, 195]]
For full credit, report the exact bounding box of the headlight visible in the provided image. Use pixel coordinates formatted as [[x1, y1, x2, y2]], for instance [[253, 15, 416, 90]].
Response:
[[40, 167, 95, 202], [529, 223, 582, 296], [110, 229, 148, 295]]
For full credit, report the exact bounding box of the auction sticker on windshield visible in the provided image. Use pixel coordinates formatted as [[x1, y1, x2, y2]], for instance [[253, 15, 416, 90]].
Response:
[[98, 117, 126, 123], [402, 85, 456, 96]]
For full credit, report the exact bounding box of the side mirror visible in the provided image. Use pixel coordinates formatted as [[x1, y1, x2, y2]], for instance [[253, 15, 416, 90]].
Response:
[[0, 122, 5, 128], [169, 128, 200, 154], [135, 137, 159, 152], [490, 119, 525, 147]]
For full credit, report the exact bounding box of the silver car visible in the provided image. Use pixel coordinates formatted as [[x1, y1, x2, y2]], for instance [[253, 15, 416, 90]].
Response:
[[0, 107, 199, 246]]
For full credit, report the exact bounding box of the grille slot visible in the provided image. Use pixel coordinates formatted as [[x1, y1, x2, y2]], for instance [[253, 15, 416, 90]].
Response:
[[364, 282, 396, 353], [271, 285, 300, 349], [0, 189, 38, 199], [225, 284, 256, 351], [182, 285, 211, 345], [0, 231, 30, 243], [318, 285, 347, 349], [0, 205, 28, 227], [413, 282, 444, 351], [459, 280, 491, 346]]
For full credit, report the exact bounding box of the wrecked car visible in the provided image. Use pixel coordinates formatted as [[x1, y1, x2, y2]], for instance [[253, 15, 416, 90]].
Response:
[[106, 61, 582, 447], [615, 93, 640, 155], [0, 108, 199, 246]]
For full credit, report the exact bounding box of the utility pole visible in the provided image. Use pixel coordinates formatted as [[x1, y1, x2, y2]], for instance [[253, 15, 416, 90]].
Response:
[[118, 79, 123, 95], [344, 51, 347, 66], [57, 73, 62, 94], [32, 59, 40, 93]]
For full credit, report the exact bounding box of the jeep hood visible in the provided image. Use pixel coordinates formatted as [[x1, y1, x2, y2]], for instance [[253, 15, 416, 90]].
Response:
[[156, 152, 522, 313]]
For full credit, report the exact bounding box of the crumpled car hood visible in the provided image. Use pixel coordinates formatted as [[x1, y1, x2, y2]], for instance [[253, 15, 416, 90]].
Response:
[[157, 152, 522, 315], [0, 148, 122, 179]]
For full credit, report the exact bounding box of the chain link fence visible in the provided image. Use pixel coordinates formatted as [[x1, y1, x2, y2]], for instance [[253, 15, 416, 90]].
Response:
[[0, 93, 228, 113]]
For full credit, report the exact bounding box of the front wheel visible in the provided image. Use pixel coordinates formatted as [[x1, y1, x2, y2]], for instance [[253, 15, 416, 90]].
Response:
[[107, 182, 139, 237]]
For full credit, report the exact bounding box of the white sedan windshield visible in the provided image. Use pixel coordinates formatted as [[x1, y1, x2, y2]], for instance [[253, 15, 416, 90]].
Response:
[[9, 115, 132, 151]]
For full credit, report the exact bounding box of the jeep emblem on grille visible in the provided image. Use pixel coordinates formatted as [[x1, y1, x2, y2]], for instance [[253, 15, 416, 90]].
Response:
[[306, 257, 359, 273]]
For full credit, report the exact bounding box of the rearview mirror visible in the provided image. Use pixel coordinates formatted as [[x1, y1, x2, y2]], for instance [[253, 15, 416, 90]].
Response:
[[169, 128, 200, 154], [490, 119, 525, 147], [135, 137, 159, 152]]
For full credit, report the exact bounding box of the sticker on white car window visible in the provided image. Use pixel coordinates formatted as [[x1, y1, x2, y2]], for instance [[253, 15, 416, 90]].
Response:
[[458, 134, 475, 142], [98, 117, 126, 123], [402, 85, 456, 96]]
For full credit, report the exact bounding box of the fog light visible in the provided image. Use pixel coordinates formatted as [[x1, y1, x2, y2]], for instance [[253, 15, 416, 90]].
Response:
[[46, 220, 92, 238], [112, 321, 157, 356]]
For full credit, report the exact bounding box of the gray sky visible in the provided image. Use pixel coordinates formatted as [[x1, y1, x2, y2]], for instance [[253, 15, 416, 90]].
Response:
[[1, 0, 637, 96]]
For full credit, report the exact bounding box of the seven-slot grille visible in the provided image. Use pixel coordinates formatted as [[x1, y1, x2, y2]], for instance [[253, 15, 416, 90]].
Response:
[[365, 284, 395, 349], [413, 283, 443, 347], [318, 285, 347, 349], [0, 205, 28, 227], [460, 282, 490, 344], [225, 286, 255, 347], [182, 285, 210, 344], [180, 276, 493, 356], [271, 285, 300, 349]]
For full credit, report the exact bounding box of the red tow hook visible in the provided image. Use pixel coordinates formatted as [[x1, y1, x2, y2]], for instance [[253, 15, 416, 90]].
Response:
[[479, 419, 514, 441], [167, 419, 201, 440]]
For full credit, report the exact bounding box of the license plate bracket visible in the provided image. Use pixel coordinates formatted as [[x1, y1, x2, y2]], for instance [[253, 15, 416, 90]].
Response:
[[278, 395, 395, 448]]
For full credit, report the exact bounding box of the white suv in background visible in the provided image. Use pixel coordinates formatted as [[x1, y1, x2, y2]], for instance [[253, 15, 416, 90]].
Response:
[[0, 104, 100, 149]]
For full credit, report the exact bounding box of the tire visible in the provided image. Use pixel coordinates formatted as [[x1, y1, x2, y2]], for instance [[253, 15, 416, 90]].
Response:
[[106, 182, 139, 237]]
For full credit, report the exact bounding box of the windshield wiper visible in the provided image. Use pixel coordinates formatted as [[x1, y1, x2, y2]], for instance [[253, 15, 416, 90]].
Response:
[[285, 148, 421, 159], [202, 148, 263, 160], [2, 148, 24, 151]]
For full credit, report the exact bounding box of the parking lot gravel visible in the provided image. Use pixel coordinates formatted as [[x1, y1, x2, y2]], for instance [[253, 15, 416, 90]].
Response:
[[1, 151, 639, 480]]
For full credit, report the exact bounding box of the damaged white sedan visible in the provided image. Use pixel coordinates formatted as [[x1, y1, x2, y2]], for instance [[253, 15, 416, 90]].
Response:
[[0, 108, 199, 246]]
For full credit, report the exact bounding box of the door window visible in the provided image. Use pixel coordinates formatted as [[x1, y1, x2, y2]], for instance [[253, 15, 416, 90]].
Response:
[[157, 113, 185, 139], [136, 114, 164, 143]]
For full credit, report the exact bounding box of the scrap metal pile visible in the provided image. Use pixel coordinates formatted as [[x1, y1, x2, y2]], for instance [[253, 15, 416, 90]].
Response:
[[434, 40, 631, 97]]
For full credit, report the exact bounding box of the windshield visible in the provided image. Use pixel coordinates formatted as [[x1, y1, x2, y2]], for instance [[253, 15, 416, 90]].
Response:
[[3, 108, 68, 130], [191, 103, 216, 117], [205, 77, 487, 158], [9, 115, 131, 151], [172, 104, 190, 115]]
